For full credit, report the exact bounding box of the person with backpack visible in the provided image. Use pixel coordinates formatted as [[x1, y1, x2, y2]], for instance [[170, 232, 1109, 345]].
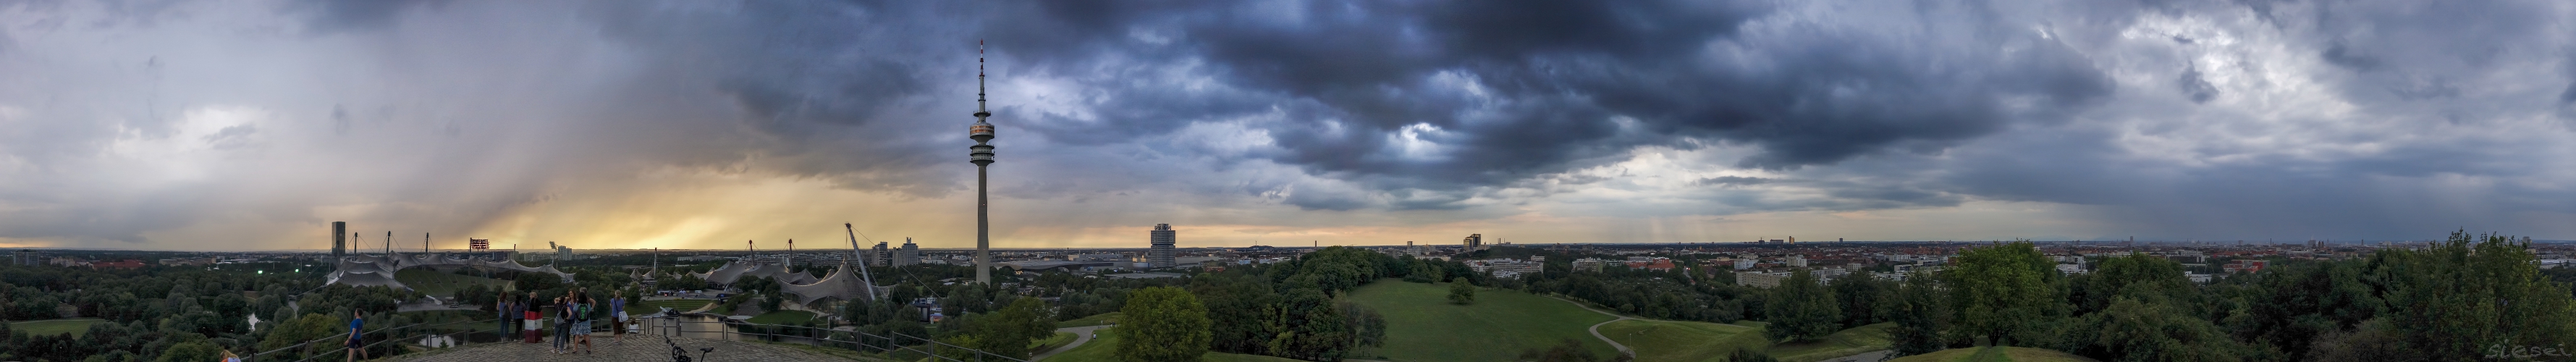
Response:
[[553, 294, 572, 354], [575, 290, 596, 354]]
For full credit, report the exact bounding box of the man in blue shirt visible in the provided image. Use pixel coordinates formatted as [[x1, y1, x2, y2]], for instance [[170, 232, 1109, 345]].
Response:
[[344, 310, 368, 362]]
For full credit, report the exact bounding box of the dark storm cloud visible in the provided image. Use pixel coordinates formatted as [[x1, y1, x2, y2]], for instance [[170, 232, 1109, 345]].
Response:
[[5, 0, 2575, 247], [284, 0, 448, 33], [979, 0, 2108, 193]]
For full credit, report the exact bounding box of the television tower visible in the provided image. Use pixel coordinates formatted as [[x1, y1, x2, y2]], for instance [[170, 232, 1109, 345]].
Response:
[[969, 40, 997, 285]]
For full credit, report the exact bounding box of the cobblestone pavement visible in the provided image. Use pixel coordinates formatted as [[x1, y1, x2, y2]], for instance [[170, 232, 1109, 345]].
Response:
[[383, 334, 869, 362]]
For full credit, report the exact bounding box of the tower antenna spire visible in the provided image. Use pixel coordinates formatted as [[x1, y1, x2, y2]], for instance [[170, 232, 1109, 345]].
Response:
[[976, 40, 989, 119]]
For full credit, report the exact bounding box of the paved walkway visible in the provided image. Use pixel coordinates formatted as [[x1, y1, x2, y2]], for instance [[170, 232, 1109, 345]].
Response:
[[1031, 325, 1110, 361], [1547, 295, 1635, 358], [381, 334, 866, 362]]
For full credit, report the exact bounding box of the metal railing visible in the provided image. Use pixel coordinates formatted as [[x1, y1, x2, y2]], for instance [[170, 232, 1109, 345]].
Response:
[[239, 312, 1028, 362], [242, 316, 500, 362], [638, 313, 1029, 362]]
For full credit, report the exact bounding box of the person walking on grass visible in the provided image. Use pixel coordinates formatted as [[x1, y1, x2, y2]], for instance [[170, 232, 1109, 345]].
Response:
[[344, 310, 368, 362]]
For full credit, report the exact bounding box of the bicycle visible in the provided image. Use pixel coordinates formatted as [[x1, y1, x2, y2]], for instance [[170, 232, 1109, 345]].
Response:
[[664, 334, 714, 362]]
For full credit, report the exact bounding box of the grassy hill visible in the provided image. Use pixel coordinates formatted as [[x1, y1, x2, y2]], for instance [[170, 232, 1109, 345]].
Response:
[[1598, 319, 1766, 362], [1042, 327, 1304, 362], [1767, 322, 1896, 362], [745, 310, 819, 324], [1600, 320, 1893, 362], [7, 319, 112, 337], [1886, 346, 2098, 362], [1346, 281, 1620, 362], [394, 269, 510, 297]]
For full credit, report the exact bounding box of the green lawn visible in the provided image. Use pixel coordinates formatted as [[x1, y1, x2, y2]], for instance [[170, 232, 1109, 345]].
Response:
[[1598, 319, 1891, 362], [744, 310, 819, 324], [636, 299, 716, 313], [1768, 322, 1896, 362], [1887, 347, 2098, 362], [1042, 327, 1303, 362], [1346, 281, 1620, 362], [1057, 311, 1123, 328], [8, 319, 112, 337], [394, 269, 510, 298], [1599, 319, 1765, 362]]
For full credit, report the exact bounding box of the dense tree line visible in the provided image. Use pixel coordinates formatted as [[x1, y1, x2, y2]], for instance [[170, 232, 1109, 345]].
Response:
[[0, 259, 388, 362], [1465, 232, 2576, 362], [1852, 231, 2576, 361]]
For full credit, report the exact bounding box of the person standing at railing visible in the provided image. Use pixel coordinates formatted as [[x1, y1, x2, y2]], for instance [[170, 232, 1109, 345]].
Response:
[[497, 295, 514, 342], [525, 292, 544, 343], [610, 291, 627, 345], [552, 295, 570, 354], [345, 310, 370, 362], [575, 290, 596, 355]]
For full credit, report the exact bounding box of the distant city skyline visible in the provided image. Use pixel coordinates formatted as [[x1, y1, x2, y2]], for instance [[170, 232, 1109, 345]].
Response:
[[3, 1, 2573, 251]]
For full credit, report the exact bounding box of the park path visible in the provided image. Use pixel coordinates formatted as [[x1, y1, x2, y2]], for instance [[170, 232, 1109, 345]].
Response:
[[1032, 325, 1110, 361], [1547, 296, 1636, 359], [1552, 295, 1895, 362], [1818, 350, 1894, 362]]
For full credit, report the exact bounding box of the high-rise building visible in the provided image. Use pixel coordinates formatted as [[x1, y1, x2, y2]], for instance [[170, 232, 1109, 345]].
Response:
[[331, 222, 347, 258], [1461, 234, 1484, 252], [871, 242, 890, 266], [896, 238, 921, 266], [1149, 224, 1177, 269]]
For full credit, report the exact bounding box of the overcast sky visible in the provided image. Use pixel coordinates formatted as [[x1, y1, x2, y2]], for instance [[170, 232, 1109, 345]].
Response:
[[1, 0, 2572, 251]]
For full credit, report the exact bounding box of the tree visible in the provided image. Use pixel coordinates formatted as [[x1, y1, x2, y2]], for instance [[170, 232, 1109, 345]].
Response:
[[1725, 348, 1779, 362], [2373, 231, 2576, 360], [1944, 240, 2061, 346], [1188, 274, 1278, 355], [2303, 318, 2418, 362], [2072, 253, 2194, 313], [154, 341, 224, 362], [2089, 297, 2246, 361], [1888, 272, 1951, 356], [1763, 270, 1841, 342], [1118, 287, 1212, 362], [1264, 288, 1350, 361], [512, 272, 563, 294], [1448, 279, 1476, 305], [1341, 301, 1388, 348], [256, 313, 344, 359], [1828, 269, 1893, 328], [964, 297, 1056, 359]]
